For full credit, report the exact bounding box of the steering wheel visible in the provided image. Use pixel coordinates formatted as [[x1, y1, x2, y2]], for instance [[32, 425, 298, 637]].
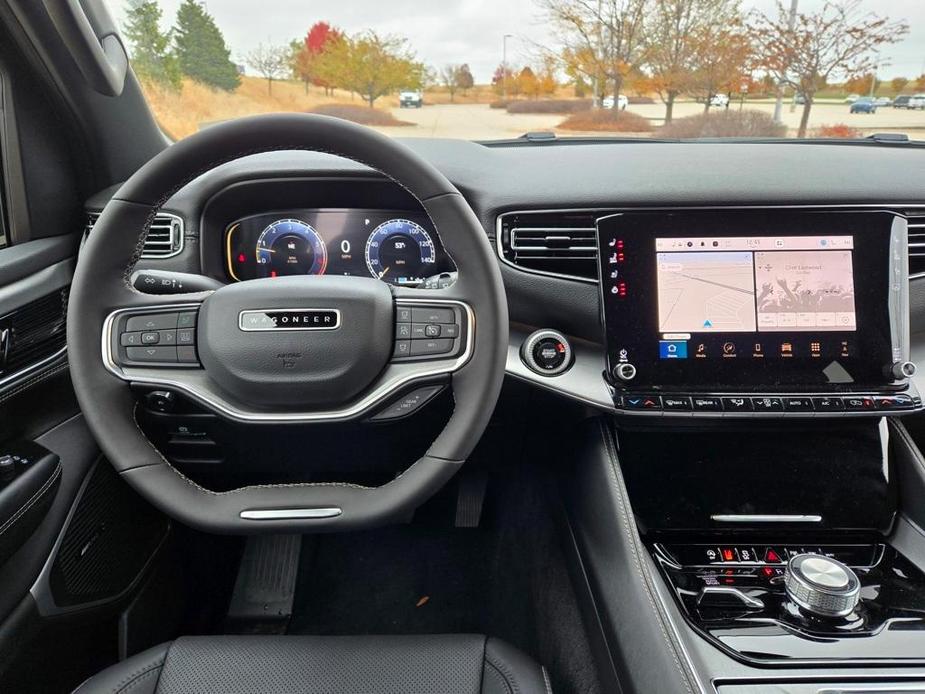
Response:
[[67, 114, 508, 534]]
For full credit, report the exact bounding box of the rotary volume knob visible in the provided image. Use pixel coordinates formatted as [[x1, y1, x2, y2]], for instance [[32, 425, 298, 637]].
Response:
[[784, 554, 860, 618]]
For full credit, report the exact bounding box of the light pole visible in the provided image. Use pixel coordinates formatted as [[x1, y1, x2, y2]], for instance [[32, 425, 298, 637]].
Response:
[[773, 0, 799, 124], [502, 34, 513, 101], [869, 54, 879, 98]]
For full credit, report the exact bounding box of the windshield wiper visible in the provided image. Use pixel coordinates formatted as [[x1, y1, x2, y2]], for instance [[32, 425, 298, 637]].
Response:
[[866, 132, 909, 143]]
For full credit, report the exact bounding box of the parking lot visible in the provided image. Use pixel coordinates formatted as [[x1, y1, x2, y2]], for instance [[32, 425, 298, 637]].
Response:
[[375, 100, 925, 140]]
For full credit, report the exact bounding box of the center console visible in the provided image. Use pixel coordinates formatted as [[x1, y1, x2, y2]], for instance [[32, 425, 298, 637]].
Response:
[[609, 420, 925, 690], [596, 210, 922, 417]]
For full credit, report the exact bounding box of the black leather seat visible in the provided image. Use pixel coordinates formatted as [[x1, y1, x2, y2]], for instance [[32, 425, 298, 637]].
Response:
[[74, 634, 550, 694]]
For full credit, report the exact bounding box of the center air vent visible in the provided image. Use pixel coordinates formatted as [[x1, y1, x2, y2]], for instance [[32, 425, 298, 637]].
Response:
[[498, 210, 611, 281], [84, 211, 184, 259], [906, 210, 925, 277]]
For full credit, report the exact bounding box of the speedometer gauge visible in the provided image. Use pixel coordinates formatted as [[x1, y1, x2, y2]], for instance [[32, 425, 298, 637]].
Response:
[[256, 219, 327, 278], [365, 219, 436, 285]]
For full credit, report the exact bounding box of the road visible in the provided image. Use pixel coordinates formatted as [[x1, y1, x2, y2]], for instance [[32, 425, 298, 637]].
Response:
[[372, 101, 925, 140]]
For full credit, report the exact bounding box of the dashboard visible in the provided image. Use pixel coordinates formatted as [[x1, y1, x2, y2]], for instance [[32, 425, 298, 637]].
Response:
[[224, 208, 453, 286], [86, 140, 925, 421]]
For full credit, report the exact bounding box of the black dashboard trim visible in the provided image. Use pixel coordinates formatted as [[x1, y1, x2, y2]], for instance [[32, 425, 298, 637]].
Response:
[[495, 204, 925, 284]]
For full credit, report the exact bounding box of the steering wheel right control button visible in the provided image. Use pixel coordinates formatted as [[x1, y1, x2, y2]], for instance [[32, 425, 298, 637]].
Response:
[[115, 309, 200, 367], [521, 330, 573, 376], [391, 303, 464, 362], [369, 385, 445, 421], [785, 553, 861, 618]]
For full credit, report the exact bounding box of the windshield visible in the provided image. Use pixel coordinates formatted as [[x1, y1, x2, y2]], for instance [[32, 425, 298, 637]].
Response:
[[106, 0, 921, 142]]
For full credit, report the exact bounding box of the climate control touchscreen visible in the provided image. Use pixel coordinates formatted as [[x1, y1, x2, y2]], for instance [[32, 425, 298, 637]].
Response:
[[597, 210, 906, 394]]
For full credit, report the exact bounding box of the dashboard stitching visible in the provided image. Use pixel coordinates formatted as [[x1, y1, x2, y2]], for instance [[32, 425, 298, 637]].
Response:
[[597, 419, 697, 694], [0, 463, 60, 538], [0, 360, 70, 406]]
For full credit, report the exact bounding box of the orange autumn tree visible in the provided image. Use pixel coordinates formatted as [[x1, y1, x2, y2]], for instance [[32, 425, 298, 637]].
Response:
[[645, 0, 743, 123], [750, 0, 907, 138], [540, 0, 648, 108], [688, 20, 754, 112]]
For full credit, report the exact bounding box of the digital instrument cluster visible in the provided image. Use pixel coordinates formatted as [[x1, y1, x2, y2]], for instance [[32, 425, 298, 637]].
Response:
[[596, 210, 920, 415], [225, 209, 453, 286]]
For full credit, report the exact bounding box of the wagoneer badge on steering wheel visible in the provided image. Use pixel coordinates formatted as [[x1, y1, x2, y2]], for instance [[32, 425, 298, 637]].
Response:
[[238, 309, 341, 331]]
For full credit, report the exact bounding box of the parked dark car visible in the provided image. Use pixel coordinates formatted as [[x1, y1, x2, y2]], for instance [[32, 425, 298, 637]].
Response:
[[894, 95, 912, 108]]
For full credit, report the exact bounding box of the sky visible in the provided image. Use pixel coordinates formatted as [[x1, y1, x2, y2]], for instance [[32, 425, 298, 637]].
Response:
[[108, 0, 925, 83]]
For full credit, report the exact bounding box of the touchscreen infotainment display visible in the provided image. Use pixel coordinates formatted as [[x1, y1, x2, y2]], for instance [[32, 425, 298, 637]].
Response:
[[598, 211, 902, 391], [655, 236, 856, 336]]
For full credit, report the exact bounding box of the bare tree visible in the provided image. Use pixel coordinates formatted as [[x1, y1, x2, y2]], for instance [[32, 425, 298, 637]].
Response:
[[246, 43, 290, 95], [645, 0, 741, 123], [750, 0, 908, 137], [439, 64, 463, 102], [538, 0, 648, 107]]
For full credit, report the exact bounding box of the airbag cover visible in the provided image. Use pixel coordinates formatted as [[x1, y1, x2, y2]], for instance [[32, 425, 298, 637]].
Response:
[[197, 276, 393, 407]]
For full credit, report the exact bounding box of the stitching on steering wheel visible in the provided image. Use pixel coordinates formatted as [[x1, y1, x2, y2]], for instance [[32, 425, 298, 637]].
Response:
[[130, 404, 375, 495]]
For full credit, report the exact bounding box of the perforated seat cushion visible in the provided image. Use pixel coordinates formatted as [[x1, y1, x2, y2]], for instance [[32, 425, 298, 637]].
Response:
[[73, 634, 551, 694]]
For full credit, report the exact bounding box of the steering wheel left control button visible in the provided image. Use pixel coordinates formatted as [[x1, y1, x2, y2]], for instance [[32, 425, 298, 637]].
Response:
[[116, 309, 200, 367], [393, 340, 411, 358], [370, 385, 444, 421], [126, 313, 179, 332], [127, 346, 178, 362]]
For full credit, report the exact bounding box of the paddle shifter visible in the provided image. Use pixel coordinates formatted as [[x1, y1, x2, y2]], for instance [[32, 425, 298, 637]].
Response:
[[784, 553, 861, 618]]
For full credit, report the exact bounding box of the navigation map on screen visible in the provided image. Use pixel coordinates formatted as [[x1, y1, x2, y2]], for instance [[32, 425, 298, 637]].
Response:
[[655, 236, 856, 334]]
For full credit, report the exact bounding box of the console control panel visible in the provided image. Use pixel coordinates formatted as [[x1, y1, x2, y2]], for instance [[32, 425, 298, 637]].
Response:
[[656, 543, 879, 587], [112, 309, 200, 367], [391, 303, 466, 362], [652, 539, 925, 663], [611, 391, 919, 418]]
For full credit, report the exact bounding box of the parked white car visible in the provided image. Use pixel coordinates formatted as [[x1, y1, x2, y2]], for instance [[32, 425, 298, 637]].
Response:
[[910, 94, 925, 110], [602, 94, 628, 110], [399, 90, 423, 108], [844, 93, 860, 103], [709, 93, 730, 107]]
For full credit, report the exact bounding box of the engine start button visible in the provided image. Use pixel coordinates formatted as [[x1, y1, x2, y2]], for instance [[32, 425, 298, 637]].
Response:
[[521, 329, 573, 376]]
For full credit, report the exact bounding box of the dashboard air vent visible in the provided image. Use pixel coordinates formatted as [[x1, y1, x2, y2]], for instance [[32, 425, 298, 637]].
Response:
[[906, 211, 925, 277], [85, 211, 184, 259], [497, 210, 611, 281]]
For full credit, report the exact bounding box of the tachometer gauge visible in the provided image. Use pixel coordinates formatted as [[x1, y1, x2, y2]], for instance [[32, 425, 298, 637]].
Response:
[[256, 219, 327, 278], [365, 219, 436, 285]]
